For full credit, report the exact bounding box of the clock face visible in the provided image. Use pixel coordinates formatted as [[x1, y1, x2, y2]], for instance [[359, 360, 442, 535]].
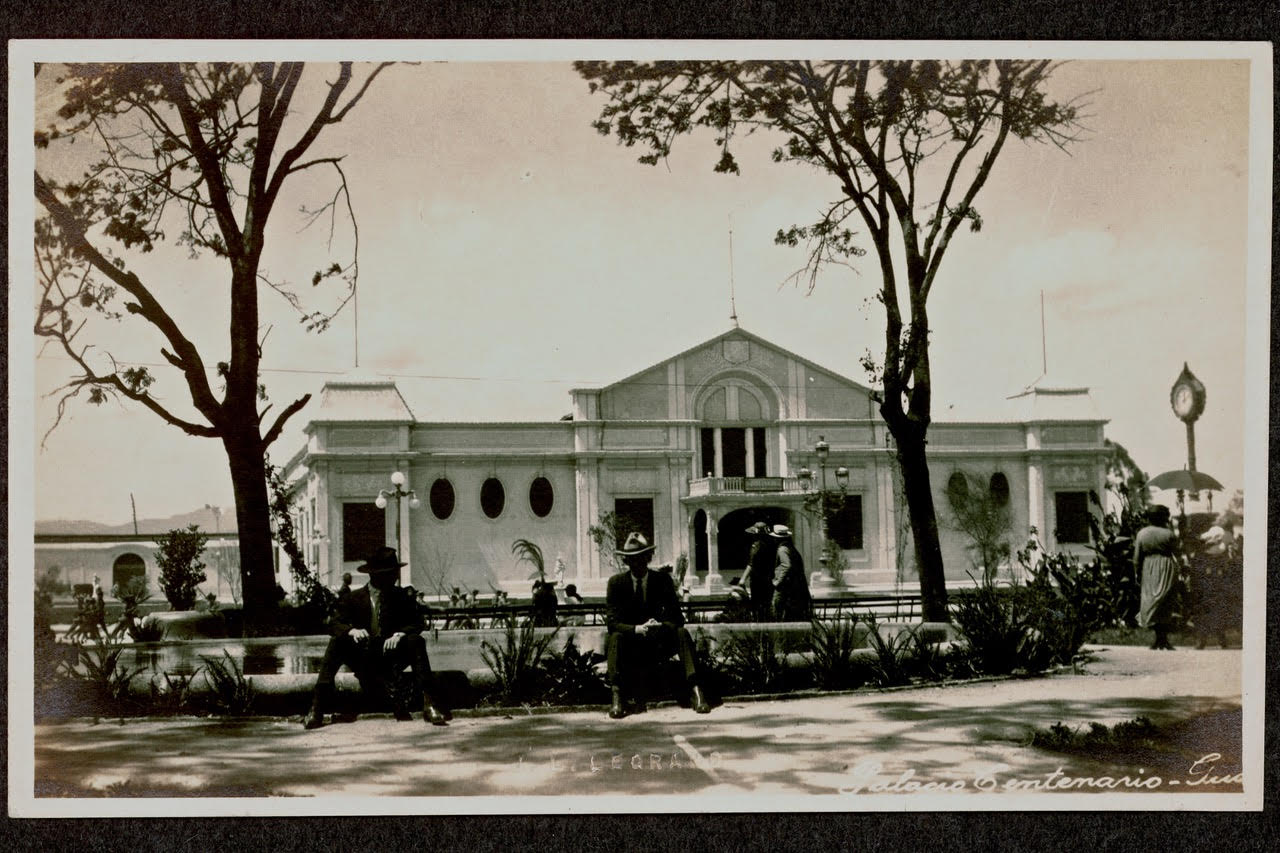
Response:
[[1173, 385, 1194, 416]]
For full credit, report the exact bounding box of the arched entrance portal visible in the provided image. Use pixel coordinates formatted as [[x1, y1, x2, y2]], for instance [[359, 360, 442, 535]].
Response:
[[112, 552, 146, 591], [692, 510, 708, 575], [716, 506, 792, 582]]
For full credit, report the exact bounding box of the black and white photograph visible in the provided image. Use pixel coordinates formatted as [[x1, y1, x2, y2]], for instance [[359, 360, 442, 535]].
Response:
[[8, 40, 1270, 815]]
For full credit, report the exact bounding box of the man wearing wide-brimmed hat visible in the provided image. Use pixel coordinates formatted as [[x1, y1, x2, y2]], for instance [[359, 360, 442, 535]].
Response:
[[604, 532, 711, 718], [768, 524, 812, 622], [740, 521, 777, 621], [303, 546, 447, 729]]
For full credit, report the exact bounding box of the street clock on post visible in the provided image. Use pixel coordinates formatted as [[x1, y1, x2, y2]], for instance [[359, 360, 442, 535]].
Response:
[[1170, 362, 1206, 472]]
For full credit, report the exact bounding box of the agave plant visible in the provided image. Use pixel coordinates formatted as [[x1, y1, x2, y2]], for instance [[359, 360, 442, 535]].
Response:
[[199, 650, 255, 716], [808, 615, 864, 689], [480, 616, 559, 705]]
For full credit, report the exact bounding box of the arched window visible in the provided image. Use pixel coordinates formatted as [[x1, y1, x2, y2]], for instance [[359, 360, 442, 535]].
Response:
[[989, 472, 1011, 507], [702, 387, 727, 421], [112, 553, 146, 592], [946, 471, 970, 507], [480, 477, 505, 519], [429, 478, 455, 520], [529, 477, 554, 517]]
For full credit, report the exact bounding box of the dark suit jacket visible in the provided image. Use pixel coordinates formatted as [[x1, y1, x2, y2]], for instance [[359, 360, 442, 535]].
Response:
[[606, 569, 685, 634], [329, 583, 423, 639]]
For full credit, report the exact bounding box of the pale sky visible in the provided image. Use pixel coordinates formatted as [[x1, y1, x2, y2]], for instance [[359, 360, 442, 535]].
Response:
[[19, 49, 1261, 525]]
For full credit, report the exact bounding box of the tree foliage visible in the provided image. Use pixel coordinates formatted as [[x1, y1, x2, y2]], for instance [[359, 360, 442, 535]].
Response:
[[155, 524, 209, 611], [577, 59, 1084, 621], [34, 62, 390, 629], [944, 470, 1012, 583]]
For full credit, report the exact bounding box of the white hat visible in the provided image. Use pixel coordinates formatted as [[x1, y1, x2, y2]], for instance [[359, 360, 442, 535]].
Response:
[[767, 524, 793, 539]]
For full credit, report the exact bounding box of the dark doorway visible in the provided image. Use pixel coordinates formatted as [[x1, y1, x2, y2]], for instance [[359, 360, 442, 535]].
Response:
[[693, 510, 708, 574], [716, 506, 792, 582], [111, 553, 146, 591], [721, 428, 747, 477]]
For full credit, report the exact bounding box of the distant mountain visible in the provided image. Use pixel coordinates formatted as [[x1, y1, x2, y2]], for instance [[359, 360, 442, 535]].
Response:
[[36, 507, 237, 537]]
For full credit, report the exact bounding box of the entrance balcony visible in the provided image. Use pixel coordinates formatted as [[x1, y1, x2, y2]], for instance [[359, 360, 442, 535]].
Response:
[[687, 475, 810, 496]]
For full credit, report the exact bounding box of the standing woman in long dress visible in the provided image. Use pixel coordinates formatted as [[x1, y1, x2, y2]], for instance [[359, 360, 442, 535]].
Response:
[[1135, 505, 1182, 649]]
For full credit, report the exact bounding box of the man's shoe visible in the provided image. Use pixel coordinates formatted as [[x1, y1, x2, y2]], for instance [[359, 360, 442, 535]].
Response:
[[424, 699, 448, 726], [331, 711, 359, 724], [303, 709, 325, 730], [394, 709, 413, 722], [691, 685, 711, 715], [608, 687, 626, 719]]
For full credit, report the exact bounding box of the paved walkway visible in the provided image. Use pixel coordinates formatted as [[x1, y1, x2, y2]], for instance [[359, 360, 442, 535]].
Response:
[[32, 646, 1244, 800]]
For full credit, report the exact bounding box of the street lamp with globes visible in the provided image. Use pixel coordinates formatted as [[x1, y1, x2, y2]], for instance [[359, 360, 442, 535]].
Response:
[[375, 471, 420, 581], [798, 436, 850, 585]]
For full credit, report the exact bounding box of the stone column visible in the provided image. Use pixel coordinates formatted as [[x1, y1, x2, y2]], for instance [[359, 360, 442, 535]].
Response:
[[703, 508, 725, 594]]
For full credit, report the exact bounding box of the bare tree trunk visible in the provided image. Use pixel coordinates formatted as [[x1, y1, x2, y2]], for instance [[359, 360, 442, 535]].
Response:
[[893, 427, 949, 622], [225, 428, 277, 634]]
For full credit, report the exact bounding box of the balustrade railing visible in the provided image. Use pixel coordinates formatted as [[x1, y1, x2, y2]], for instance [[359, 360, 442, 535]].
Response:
[[687, 476, 809, 496]]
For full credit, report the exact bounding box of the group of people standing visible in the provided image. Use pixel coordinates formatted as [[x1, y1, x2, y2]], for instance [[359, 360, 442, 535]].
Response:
[[738, 522, 813, 622], [1134, 505, 1242, 651]]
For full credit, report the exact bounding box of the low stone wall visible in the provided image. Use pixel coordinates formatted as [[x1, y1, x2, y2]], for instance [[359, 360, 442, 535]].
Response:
[[115, 621, 957, 717]]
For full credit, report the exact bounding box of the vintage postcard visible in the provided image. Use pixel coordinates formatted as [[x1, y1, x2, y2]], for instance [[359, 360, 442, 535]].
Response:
[[8, 40, 1270, 816]]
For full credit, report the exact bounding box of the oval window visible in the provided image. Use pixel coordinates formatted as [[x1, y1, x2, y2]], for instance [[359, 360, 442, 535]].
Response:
[[429, 478, 455, 520], [989, 472, 1011, 507], [529, 476, 554, 517], [945, 471, 969, 507], [480, 477, 505, 519]]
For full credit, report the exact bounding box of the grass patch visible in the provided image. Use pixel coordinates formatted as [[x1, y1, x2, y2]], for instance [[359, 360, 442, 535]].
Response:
[[1025, 708, 1242, 784], [1088, 626, 1239, 649]]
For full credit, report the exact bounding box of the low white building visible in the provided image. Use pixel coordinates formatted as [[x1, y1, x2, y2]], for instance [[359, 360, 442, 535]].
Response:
[[279, 327, 1109, 597]]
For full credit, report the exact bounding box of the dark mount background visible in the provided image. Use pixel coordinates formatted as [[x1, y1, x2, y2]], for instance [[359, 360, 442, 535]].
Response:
[[4, 0, 1275, 850]]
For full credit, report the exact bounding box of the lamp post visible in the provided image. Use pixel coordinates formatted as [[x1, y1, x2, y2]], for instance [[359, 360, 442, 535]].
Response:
[[798, 435, 850, 588], [375, 471, 420, 585]]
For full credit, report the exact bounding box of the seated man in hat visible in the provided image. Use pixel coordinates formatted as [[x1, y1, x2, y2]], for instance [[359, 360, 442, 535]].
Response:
[[605, 532, 711, 719], [303, 546, 448, 729]]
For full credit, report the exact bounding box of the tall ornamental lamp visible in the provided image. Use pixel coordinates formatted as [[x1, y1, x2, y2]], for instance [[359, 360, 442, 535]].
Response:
[[375, 471, 420, 586], [797, 435, 850, 590]]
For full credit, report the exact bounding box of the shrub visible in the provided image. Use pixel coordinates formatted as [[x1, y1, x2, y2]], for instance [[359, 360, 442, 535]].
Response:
[[147, 667, 203, 715], [861, 614, 914, 687], [716, 631, 789, 694], [807, 616, 864, 689], [907, 625, 949, 682], [952, 580, 1053, 676], [200, 650, 255, 715], [539, 636, 609, 705], [480, 617, 558, 705], [74, 641, 147, 713], [154, 524, 209, 610]]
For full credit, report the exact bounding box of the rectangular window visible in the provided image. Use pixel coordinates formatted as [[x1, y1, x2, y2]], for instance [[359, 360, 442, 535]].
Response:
[[721, 427, 747, 477], [752, 427, 768, 476], [1054, 491, 1091, 544], [829, 494, 864, 550], [700, 428, 716, 478], [343, 502, 385, 562], [614, 498, 655, 549]]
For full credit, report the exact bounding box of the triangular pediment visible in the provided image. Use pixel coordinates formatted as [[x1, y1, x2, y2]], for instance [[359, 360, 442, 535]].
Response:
[[593, 327, 875, 421]]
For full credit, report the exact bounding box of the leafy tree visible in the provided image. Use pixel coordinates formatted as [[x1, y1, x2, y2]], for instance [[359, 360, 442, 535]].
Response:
[[155, 524, 209, 610], [577, 60, 1083, 621], [943, 470, 1012, 583], [266, 461, 333, 625], [34, 62, 390, 631]]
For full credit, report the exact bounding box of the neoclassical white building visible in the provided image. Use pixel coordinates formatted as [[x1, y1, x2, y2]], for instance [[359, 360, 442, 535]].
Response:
[[280, 327, 1109, 596]]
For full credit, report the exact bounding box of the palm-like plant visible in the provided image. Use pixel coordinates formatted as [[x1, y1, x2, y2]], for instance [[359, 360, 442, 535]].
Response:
[[511, 538, 546, 582]]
